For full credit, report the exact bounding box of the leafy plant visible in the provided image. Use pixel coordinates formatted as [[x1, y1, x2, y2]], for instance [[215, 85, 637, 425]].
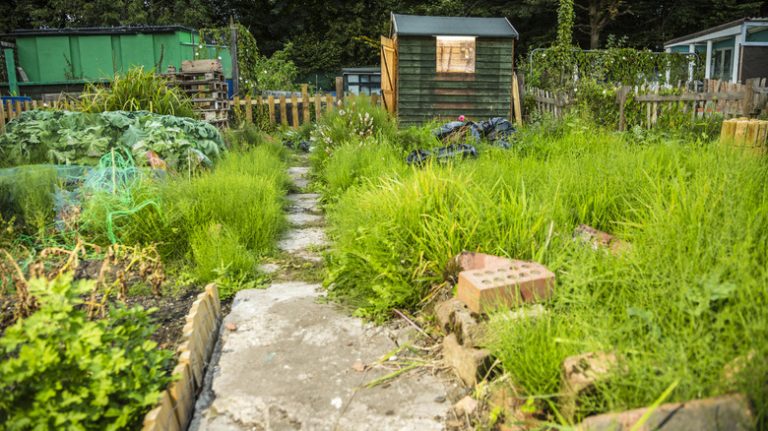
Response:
[[0, 110, 224, 171], [0, 273, 173, 430]]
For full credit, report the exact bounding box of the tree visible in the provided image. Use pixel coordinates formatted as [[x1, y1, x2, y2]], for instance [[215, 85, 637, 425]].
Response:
[[575, 0, 631, 49]]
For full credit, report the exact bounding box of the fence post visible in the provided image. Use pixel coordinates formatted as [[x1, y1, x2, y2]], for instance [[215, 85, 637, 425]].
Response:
[[335, 77, 344, 102], [326, 94, 334, 113], [268, 95, 275, 124], [743, 79, 755, 116], [279, 95, 288, 126], [301, 84, 310, 124], [291, 93, 299, 128], [314, 93, 322, 121], [616, 86, 631, 132], [245, 95, 253, 124]]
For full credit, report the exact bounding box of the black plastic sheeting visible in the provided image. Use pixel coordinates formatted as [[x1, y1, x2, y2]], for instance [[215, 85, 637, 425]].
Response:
[[283, 139, 311, 153], [406, 117, 516, 165]]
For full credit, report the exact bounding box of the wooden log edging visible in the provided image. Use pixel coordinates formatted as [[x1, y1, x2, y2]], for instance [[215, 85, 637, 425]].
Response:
[[142, 283, 222, 431]]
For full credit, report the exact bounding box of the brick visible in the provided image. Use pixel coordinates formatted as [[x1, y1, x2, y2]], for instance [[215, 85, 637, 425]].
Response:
[[455, 252, 515, 272], [442, 333, 492, 386], [434, 298, 487, 347], [577, 394, 754, 431], [454, 395, 479, 416], [573, 224, 630, 255], [456, 260, 555, 314], [561, 352, 618, 420]]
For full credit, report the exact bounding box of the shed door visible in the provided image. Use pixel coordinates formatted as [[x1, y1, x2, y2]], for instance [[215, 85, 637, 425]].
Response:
[[380, 36, 397, 114]]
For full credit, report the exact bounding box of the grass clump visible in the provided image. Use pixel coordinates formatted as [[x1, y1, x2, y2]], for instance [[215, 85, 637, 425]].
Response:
[[320, 120, 768, 423], [79, 66, 195, 118]]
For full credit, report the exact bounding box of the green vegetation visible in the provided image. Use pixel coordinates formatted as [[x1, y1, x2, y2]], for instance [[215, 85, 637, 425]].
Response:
[[0, 110, 224, 171], [311, 99, 768, 424], [79, 67, 195, 118], [0, 274, 173, 430]]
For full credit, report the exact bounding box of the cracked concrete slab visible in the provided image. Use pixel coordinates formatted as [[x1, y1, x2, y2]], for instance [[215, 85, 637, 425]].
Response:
[[191, 283, 450, 431]]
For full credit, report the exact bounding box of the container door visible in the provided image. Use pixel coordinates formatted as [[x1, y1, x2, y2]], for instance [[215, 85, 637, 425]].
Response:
[[380, 36, 397, 114]]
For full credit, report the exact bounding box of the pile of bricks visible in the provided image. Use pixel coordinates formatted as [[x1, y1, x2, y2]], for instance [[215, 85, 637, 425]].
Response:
[[721, 118, 768, 155], [437, 252, 555, 389], [143, 284, 221, 431]]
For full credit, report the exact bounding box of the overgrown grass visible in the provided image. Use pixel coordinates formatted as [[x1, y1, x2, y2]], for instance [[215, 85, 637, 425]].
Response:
[[77, 131, 290, 298], [318, 115, 768, 423]]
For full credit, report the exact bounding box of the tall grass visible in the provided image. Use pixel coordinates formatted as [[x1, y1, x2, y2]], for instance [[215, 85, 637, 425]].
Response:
[[320, 122, 768, 422], [78, 137, 289, 296], [79, 67, 195, 118]]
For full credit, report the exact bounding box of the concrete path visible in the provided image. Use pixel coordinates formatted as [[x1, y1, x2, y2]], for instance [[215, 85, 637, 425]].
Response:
[[191, 156, 452, 431]]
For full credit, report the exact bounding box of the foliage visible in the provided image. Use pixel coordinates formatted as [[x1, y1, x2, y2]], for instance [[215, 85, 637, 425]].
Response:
[[0, 273, 173, 430], [0, 110, 224, 171], [200, 23, 298, 93], [254, 44, 299, 91], [0, 165, 58, 234], [556, 0, 574, 48], [79, 67, 195, 118], [318, 120, 768, 423], [309, 96, 397, 172]]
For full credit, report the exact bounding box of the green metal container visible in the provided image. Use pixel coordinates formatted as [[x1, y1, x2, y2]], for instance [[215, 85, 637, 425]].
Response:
[[5, 26, 231, 89]]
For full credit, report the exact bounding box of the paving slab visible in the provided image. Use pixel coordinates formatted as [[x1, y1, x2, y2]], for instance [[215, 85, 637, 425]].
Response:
[[288, 166, 311, 190], [277, 227, 328, 262], [191, 282, 450, 431], [286, 212, 324, 227], [288, 194, 322, 213]]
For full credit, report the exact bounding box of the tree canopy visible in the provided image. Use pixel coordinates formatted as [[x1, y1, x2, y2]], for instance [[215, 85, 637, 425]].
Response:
[[1, 0, 766, 76]]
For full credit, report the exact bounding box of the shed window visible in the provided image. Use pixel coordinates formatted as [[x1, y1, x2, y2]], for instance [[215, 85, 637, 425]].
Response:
[[436, 36, 476, 73]]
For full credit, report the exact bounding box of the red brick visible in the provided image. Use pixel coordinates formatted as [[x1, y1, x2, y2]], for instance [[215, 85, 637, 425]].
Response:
[[456, 260, 555, 314]]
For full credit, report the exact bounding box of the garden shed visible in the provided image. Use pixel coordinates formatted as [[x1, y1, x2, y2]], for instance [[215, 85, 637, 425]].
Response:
[[382, 13, 519, 125]]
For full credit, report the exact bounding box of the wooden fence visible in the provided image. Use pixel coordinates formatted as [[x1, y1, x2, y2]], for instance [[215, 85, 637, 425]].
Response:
[[529, 78, 768, 130], [234, 84, 381, 128], [0, 84, 381, 131], [0, 99, 77, 128]]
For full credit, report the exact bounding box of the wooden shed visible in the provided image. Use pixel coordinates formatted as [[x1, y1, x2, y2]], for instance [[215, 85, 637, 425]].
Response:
[[381, 13, 519, 125]]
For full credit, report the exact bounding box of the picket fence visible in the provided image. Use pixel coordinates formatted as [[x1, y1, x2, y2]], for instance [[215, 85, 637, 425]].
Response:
[[529, 78, 768, 130]]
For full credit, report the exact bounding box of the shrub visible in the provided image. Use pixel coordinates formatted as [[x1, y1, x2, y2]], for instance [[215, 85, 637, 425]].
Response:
[[0, 274, 173, 430], [79, 67, 195, 118]]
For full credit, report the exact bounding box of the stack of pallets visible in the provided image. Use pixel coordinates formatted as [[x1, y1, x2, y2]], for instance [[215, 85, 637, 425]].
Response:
[[166, 60, 229, 127]]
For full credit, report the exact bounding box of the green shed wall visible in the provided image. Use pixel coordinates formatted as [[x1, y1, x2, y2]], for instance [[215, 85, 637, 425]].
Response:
[[12, 30, 231, 85], [396, 36, 513, 125]]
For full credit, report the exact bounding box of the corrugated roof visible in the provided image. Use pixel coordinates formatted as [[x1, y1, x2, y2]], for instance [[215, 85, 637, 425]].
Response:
[[391, 13, 518, 38], [8, 25, 195, 37], [665, 17, 768, 46]]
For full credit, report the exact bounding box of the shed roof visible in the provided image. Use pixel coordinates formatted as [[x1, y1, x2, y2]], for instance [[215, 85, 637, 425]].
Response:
[[391, 13, 518, 39], [665, 17, 768, 46], [7, 25, 195, 38]]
